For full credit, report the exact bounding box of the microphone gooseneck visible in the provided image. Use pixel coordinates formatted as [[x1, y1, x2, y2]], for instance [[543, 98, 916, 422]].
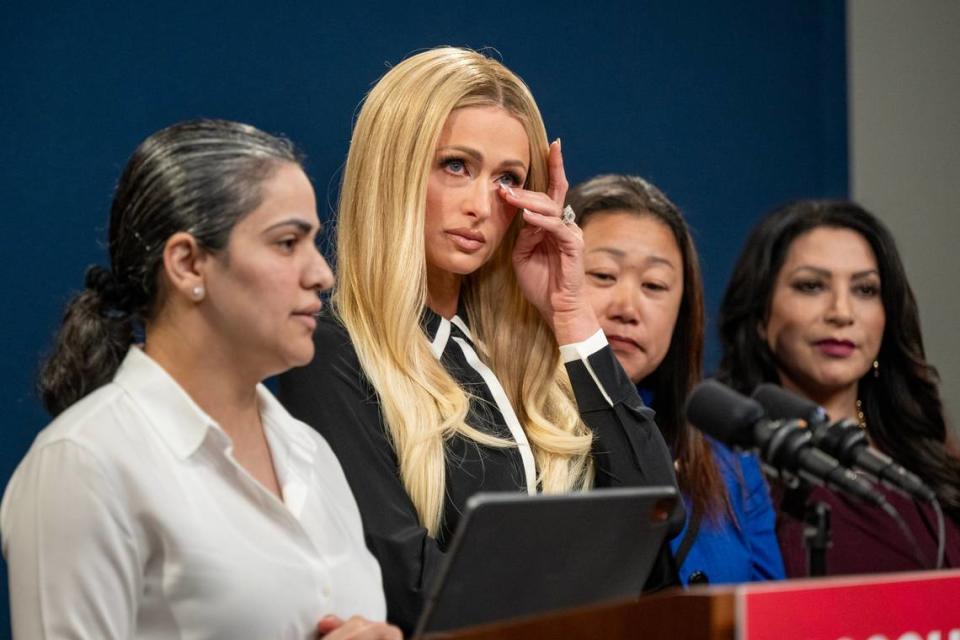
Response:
[[685, 381, 886, 507], [751, 383, 935, 502]]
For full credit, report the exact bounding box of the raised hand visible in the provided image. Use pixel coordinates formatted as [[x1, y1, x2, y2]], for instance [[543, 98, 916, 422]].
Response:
[[502, 139, 600, 345]]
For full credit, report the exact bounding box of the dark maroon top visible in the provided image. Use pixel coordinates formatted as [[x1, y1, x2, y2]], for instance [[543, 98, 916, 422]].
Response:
[[775, 483, 960, 577]]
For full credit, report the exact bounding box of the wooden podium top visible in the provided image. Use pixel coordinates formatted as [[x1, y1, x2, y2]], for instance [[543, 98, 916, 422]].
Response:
[[420, 569, 960, 640]]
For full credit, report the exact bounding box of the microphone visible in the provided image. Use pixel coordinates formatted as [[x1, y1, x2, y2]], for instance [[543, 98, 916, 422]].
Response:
[[686, 380, 886, 507], [751, 384, 935, 503]]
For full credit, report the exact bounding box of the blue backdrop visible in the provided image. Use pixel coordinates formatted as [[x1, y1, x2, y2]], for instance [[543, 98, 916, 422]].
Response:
[[0, 2, 846, 635]]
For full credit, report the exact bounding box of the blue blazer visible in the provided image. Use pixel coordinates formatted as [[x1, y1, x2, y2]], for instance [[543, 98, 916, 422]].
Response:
[[670, 439, 785, 585]]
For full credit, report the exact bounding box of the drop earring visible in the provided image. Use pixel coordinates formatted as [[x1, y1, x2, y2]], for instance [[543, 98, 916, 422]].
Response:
[[872, 359, 880, 378]]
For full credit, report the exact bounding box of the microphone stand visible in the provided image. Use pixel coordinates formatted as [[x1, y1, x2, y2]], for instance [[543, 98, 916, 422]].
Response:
[[803, 501, 831, 577], [778, 480, 832, 577]]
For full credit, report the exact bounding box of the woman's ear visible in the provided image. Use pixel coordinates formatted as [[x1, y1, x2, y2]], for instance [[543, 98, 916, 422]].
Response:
[[162, 232, 210, 302]]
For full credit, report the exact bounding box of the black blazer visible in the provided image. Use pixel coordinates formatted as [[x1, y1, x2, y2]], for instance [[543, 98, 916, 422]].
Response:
[[278, 308, 682, 633]]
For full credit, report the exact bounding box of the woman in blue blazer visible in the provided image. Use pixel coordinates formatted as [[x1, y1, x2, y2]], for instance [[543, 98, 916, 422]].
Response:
[[568, 174, 784, 585]]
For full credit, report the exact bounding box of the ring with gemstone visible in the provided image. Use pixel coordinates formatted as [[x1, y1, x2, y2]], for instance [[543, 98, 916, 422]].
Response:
[[561, 205, 576, 225]]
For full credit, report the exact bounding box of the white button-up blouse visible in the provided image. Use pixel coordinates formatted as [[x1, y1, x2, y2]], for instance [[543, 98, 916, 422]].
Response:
[[1, 347, 386, 639]]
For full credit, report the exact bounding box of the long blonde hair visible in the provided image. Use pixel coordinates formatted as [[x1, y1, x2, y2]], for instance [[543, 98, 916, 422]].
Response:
[[335, 47, 593, 535]]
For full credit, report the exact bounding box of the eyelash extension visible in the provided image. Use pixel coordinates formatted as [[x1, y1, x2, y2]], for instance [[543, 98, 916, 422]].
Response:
[[439, 156, 524, 185]]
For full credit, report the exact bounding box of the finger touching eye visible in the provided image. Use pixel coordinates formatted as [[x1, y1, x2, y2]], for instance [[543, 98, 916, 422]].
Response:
[[497, 171, 524, 188]]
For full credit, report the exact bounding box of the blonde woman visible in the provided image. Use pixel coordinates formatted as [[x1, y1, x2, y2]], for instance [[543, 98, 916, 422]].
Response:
[[279, 47, 679, 632]]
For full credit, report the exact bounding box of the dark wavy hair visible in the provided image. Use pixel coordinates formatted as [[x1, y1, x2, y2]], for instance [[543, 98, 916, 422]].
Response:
[[38, 119, 300, 417], [716, 199, 960, 519], [567, 174, 729, 522]]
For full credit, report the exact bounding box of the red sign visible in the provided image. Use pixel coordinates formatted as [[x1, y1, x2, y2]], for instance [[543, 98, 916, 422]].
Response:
[[738, 570, 960, 640]]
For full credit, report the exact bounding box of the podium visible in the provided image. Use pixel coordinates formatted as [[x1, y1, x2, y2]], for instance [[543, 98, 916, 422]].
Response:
[[421, 569, 960, 639]]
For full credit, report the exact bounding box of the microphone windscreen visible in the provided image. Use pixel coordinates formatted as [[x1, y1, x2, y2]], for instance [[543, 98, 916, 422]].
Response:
[[685, 380, 765, 448], [752, 383, 826, 424]]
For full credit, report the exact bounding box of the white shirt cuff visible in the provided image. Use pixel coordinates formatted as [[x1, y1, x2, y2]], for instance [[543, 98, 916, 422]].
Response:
[[559, 329, 608, 363]]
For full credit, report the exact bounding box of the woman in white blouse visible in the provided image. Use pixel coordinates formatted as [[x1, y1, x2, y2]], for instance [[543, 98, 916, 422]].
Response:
[[1, 119, 399, 640]]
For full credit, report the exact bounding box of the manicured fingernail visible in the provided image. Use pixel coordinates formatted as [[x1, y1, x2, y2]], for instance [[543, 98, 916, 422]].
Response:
[[499, 183, 515, 196], [554, 138, 561, 150]]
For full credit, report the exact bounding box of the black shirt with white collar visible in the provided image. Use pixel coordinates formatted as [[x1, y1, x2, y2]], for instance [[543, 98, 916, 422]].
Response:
[[278, 307, 680, 633]]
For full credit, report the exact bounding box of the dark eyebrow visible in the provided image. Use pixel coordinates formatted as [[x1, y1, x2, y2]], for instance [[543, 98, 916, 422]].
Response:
[[788, 265, 879, 279], [261, 218, 318, 235], [437, 145, 528, 172], [588, 246, 676, 268], [787, 266, 831, 278]]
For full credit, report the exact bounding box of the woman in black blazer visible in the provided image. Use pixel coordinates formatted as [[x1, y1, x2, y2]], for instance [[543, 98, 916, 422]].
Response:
[[279, 47, 681, 633]]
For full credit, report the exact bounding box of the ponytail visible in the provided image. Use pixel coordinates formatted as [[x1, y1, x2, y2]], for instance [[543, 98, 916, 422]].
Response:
[[36, 119, 300, 418], [38, 266, 134, 417]]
